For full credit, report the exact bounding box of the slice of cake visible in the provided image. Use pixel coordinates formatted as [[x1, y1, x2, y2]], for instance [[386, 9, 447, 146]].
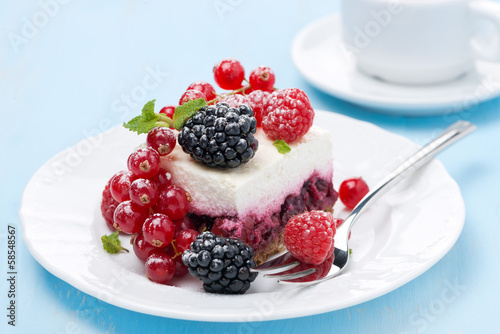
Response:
[[161, 126, 337, 263]]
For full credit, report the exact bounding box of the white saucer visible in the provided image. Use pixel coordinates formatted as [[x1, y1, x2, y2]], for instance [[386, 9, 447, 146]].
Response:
[[292, 14, 500, 116]]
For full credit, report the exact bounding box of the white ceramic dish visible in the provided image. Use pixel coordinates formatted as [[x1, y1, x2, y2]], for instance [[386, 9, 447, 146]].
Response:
[[19, 111, 465, 321], [292, 15, 500, 115]]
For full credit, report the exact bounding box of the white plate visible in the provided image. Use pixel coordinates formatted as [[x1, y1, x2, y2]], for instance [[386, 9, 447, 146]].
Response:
[[19, 111, 465, 321], [292, 15, 500, 115]]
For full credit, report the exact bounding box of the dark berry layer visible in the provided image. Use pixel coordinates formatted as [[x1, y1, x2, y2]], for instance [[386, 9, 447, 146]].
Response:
[[187, 174, 338, 263]]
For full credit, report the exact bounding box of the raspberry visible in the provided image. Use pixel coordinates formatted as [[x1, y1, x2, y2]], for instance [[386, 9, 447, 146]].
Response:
[[249, 66, 275, 92], [101, 177, 120, 230], [213, 59, 245, 90], [179, 90, 207, 106], [186, 81, 217, 101], [218, 94, 249, 108], [283, 211, 336, 265], [246, 90, 271, 127], [262, 88, 314, 143]]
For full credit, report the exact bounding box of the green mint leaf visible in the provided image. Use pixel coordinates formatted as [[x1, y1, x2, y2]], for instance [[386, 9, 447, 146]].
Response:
[[123, 99, 160, 134], [273, 139, 291, 154], [349, 248, 353, 255], [101, 231, 129, 254], [141, 99, 157, 119], [172, 98, 207, 130]]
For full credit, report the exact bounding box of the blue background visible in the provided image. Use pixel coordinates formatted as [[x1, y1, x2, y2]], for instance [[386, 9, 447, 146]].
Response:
[[1, 0, 499, 333]]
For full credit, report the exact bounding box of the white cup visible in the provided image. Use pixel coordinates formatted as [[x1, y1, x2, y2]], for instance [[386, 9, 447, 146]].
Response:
[[341, 0, 500, 85]]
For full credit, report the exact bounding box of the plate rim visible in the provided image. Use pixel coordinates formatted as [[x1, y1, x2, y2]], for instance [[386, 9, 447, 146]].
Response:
[[19, 111, 466, 321]]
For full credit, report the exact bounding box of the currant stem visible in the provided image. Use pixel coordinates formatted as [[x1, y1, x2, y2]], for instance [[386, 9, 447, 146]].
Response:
[[155, 121, 171, 128], [207, 85, 252, 104], [157, 114, 175, 127], [170, 240, 181, 259]]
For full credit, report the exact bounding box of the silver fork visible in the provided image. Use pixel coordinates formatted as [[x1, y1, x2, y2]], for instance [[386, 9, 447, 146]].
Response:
[[252, 120, 476, 285]]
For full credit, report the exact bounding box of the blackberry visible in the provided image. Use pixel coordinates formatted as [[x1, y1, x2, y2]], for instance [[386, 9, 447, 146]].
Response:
[[177, 102, 258, 168], [182, 231, 258, 294]]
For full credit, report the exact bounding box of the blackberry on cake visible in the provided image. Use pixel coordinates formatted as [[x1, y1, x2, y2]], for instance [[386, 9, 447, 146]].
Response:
[[177, 102, 258, 168]]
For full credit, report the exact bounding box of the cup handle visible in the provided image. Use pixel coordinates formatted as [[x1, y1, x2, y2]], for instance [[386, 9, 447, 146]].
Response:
[[470, 1, 500, 61]]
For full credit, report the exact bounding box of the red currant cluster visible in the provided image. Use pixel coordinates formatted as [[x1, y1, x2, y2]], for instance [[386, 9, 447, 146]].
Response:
[[157, 58, 314, 144], [101, 126, 199, 284]]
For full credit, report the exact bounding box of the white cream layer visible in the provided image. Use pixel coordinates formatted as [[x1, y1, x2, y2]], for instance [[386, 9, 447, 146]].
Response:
[[160, 126, 333, 219]]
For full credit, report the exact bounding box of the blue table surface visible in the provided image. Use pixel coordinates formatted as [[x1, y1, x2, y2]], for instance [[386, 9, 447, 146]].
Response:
[[2, 1, 500, 333]]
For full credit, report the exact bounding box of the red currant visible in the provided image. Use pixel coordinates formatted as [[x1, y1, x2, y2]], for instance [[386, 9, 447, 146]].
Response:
[[129, 178, 158, 208], [249, 66, 275, 92], [110, 171, 136, 202], [186, 81, 217, 101], [150, 168, 172, 190], [172, 254, 188, 277], [213, 59, 245, 90], [154, 185, 191, 220], [113, 200, 149, 234], [179, 89, 206, 105], [145, 252, 175, 284], [339, 177, 370, 209], [166, 246, 188, 277], [132, 232, 162, 262], [175, 229, 199, 253], [159, 106, 175, 119], [159, 106, 175, 129], [172, 216, 196, 235], [142, 213, 175, 247], [146, 127, 176, 156], [127, 147, 161, 179]]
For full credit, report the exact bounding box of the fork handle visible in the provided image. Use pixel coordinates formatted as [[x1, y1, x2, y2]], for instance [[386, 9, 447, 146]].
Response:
[[338, 120, 476, 242]]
